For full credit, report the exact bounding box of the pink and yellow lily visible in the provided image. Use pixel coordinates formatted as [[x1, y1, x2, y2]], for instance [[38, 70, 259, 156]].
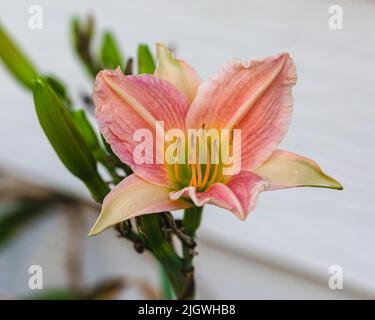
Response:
[[89, 44, 342, 235]]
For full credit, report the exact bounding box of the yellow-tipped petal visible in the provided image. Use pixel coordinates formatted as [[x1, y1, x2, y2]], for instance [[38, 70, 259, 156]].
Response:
[[154, 43, 201, 103], [254, 150, 343, 190], [89, 174, 191, 236]]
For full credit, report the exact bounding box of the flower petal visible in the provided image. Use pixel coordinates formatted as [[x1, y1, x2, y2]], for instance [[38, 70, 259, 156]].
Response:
[[186, 53, 297, 171], [170, 171, 267, 220], [154, 43, 201, 103], [94, 69, 189, 187], [254, 149, 343, 190], [89, 174, 192, 235]]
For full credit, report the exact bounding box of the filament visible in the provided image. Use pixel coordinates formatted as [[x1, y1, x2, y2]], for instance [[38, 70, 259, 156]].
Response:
[[196, 162, 202, 187], [207, 163, 219, 186], [198, 142, 211, 189], [189, 165, 197, 187]]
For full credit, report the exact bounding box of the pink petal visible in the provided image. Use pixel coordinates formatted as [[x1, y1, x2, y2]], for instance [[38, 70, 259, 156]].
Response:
[[89, 174, 192, 235], [254, 149, 343, 190], [154, 43, 201, 103], [94, 69, 189, 187], [186, 54, 297, 171], [170, 171, 267, 220]]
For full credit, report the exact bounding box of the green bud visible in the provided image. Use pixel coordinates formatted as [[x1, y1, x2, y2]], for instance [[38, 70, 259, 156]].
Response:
[[100, 31, 123, 70], [70, 16, 99, 78], [71, 109, 100, 152], [137, 44, 155, 74], [32, 77, 109, 202], [45, 75, 73, 110]]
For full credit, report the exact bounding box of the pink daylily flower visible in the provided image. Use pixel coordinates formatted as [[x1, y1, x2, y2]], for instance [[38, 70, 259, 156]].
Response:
[[89, 43, 342, 235]]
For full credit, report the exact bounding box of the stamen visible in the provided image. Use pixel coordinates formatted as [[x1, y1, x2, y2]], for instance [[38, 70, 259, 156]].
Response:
[[196, 133, 202, 187], [207, 163, 219, 186], [229, 128, 234, 144], [206, 138, 220, 186], [196, 163, 202, 187], [173, 137, 183, 184], [189, 164, 197, 187], [198, 140, 211, 189]]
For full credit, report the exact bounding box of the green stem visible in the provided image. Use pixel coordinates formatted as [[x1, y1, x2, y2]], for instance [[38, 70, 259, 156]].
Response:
[[140, 214, 191, 299], [183, 206, 203, 238], [181, 206, 203, 299], [159, 265, 174, 300]]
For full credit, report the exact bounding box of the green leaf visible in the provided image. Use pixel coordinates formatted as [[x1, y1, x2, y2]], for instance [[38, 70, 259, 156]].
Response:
[[71, 109, 100, 152], [0, 23, 38, 89], [137, 44, 155, 74], [45, 75, 72, 110], [72, 110, 122, 183], [33, 78, 96, 177], [32, 78, 109, 202], [99, 31, 123, 70], [0, 201, 51, 251]]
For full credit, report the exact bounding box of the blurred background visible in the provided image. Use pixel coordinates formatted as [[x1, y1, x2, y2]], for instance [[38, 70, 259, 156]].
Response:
[[0, 0, 374, 299]]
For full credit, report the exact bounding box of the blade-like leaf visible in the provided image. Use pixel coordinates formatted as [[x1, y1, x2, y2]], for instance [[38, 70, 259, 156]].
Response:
[[32, 78, 109, 202], [137, 44, 155, 74], [71, 109, 100, 152], [0, 23, 38, 89], [72, 110, 122, 183], [45, 75, 73, 110], [99, 31, 123, 70]]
